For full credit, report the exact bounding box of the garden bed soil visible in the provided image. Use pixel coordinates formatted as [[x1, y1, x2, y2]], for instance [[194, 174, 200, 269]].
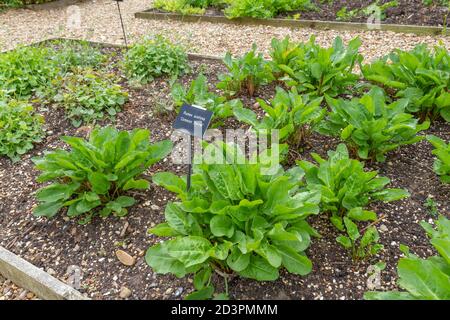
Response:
[[0, 42, 449, 300], [151, 0, 450, 27]]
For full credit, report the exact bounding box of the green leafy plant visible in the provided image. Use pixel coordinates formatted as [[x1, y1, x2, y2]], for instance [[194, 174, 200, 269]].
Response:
[[50, 40, 105, 74], [171, 73, 242, 119], [362, 44, 450, 122], [365, 216, 450, 300], [427, 135, 450, 183], [297, 144, 410, 260], [362, 0, 398, 20], [146, 142, 321, 298], [153, 0, 211, 14], [336, 6, 358, 21], [224, 0, 314, 19], [32, 126, 173, 223], [278, 36, 363, 97], [269, 36, 303, 78], [424, 196, 439, 216], [0, 46, 57, 99], [0, 97, 45, 162], [217, 44, 274, 97], [52, 68, 128, 127], [124, 36, 189, 84], [318, 87, 430, 162], [233, 87, 325, 149]]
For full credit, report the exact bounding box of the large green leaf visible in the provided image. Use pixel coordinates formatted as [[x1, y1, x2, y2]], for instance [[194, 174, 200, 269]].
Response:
[[166, 236, 212, 268]]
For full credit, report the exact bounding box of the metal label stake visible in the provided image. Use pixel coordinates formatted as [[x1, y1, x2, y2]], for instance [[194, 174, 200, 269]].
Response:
[[114, 0, 128, 47]]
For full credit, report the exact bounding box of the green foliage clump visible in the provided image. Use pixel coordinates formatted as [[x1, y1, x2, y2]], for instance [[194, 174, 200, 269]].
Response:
[[297, 144, 410, 260], [171, 73, 243, 119], [124, 36, 189, 84], [52, 68, 128, 127], [365, 216, 450, 300], [217, 44, 274, 97], [33, 127, 173, 223], [269, 36, 304, 77], [0, 97, 45, 162], [362, 44, 450, 122], [50, 41, 105, 74], [278, 36, 363, 97], [318, 87, 430, 162], [153, 0, 216, 14], [233, 87, 324, 149], [0, 46, 57, 99], [224, 0, 314, 19], [427, 135, 450, 184], [147, 142, 320, 298]]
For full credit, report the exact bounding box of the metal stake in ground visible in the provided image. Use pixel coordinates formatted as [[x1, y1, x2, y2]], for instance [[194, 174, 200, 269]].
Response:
[[113, 0, 128, 47]]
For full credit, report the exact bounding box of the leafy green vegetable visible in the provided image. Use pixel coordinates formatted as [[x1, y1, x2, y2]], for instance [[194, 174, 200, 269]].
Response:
[[0, 97, 45, 162], [33, 126, 173, 222], [52, 68, 128, 127], [233, 86, 325, 149], [318, 86, 430, 162], [124, 35, 189, 84], [147, 142, 320, 288], [217, 44, 274, 97], [297, 144, 410, 259], [427, 135, 450, 184], [362, 44, 450, 122], [171, 73, 242, 119], [365, 216, 450, 300], [278, 36, 363, 97], [269, 36, 303, 78], [224, 0, 314, 19]]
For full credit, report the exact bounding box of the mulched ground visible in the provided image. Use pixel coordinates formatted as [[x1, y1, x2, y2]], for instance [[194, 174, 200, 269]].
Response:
[[0, 42, 449, 300], [154, 0, 450, 27]]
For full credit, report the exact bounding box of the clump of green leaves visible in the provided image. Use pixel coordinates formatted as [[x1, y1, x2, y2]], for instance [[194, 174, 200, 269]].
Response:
[[124, 36, 190, 84], [0, 97, 45, 162], [278, 36, 363, 97], [224, 0, 314, 19], [336, 6, 359, 21], [171, 73, 242, 119], [233, 87, 325, 149], [217, 44, 274, 97], [153, 0, 218, 14], [318, 87, 430, 162], [297, 144, 410, 260], [0, 46, 57, 99], [269, 36, 303, 78], [147, 142, 320, 298], [52, 68, 128, 127], [365, 216, 450, 300], [33, 127, 173, 223], [362, 44, 450, 122], [336, 1, 398, 22], [50, 40, 105, 74], [427, 135, 450, 183]]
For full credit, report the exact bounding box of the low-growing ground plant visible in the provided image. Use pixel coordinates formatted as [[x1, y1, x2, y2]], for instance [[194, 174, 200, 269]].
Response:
[[224, 0, 314, 19], [124, 35, 190, 84], [52, 68, 128, 127], [233, 86, 325, 149], [0, 46, 57, 99], [153, 0, 220, 14], [362, 44, 450, 123], [297, 144, 410, 260], [318, 87, 430, 162], [365, 216, 450, 300], [0, 96, 45, 162], [217, 44, 274, 97], [171, 73, 242, 119], [427, 135, 450, 183], [147, 142, 321, 299], [32, 126, 173, 223], [277, 36, 363, 97]]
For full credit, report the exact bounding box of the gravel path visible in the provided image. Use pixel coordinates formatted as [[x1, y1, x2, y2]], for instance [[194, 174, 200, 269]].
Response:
[[0, 275, 39, 300], [0, 0, 448, 60]]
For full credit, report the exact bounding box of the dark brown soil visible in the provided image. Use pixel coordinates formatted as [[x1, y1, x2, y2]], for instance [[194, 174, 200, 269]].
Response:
[[153, 0, 450, 27], [0, 42, 449, 300]]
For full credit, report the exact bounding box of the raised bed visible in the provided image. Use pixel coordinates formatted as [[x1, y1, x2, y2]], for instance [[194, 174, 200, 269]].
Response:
[[0, 38, 449, 300], [135, 9, 449, 36]]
